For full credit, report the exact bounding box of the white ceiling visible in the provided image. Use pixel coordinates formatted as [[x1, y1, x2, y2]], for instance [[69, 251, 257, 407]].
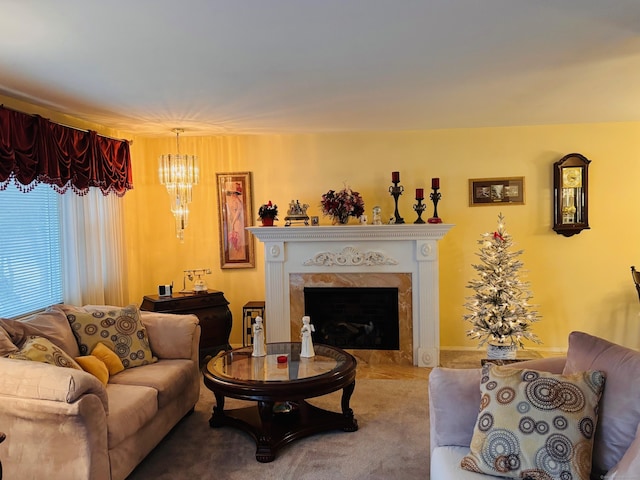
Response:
[[1, 0, 640, 137]]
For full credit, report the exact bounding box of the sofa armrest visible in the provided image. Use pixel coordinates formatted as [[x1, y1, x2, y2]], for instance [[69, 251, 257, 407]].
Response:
[[0, 393, 109, 480], [140, 312, 200, 363], [0, 357, 108, 412], [429, 367, 482, 454]]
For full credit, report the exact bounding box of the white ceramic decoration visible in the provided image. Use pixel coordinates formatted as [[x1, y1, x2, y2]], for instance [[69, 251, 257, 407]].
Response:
[[252, 316, 266, 357], [300, 315, 315, 358]]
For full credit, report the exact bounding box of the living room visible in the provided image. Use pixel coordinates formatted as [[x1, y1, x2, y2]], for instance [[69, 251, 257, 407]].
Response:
[[1, 2, 640, 479], [4, 104, 637, 357], [1, 1, 639, 355]]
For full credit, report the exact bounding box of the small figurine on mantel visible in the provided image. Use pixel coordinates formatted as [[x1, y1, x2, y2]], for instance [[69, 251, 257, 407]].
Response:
[[372, 206, 382, 225], [284, 199, 310, 226], [300, 315, 315, 358], [252, 316, 266, 357]]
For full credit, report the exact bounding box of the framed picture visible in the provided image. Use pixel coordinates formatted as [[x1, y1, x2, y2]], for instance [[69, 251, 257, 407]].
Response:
[[469, 177, 525, 206], [216, 172, 255, 269]]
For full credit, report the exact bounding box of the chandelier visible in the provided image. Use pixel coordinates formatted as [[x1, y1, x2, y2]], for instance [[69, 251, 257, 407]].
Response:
[[158, 128, 199, 241]]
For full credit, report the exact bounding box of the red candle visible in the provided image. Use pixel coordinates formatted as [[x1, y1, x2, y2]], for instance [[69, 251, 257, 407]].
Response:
[[392, 171, 400, 183], [432, 177, 440, 189], [416, 188, 424, 199]]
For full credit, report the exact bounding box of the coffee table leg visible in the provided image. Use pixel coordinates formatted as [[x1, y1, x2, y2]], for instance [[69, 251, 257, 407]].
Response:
[[209, 392, 226, 428], [341, 380, 358, 431], [255, 401, 276, 462]]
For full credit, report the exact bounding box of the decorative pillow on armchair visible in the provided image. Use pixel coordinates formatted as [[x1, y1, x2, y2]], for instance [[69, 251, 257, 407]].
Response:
[[461, 363, 605, 480], [65, 304, 157, 369]]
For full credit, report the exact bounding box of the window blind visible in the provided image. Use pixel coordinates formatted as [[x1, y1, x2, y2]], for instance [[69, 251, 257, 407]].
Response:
[[0, 182, 63, 318]]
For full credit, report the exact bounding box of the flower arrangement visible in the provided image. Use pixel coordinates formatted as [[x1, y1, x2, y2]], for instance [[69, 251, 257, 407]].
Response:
[[320, 186, 365, 224], [257, 201, 278, 220]]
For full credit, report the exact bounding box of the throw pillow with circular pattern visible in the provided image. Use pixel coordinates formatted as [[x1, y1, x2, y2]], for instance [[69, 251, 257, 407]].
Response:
[[65, 304, 157, 369], [461, 363, 605, 480], [8, 335, 82, 370]]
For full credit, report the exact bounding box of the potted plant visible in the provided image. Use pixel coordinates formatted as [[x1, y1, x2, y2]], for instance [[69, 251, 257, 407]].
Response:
[[257, 201, 278, 226], [463, 213, 541, 359]]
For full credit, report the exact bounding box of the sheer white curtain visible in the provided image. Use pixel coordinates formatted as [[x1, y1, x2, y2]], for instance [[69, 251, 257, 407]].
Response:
[[60, 188, 128, 306]]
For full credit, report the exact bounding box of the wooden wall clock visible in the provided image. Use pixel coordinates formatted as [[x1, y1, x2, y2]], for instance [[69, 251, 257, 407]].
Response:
[[553, 153, 591, 237]]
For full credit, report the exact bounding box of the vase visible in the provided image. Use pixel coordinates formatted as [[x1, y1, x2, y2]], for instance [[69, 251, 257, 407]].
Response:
[[261, 217, 274, 227], [487, 341, 517, 360], [332, 213, 350, 225]]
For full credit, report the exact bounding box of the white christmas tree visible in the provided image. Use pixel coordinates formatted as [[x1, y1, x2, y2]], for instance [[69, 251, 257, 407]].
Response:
[[464, 213, 541, 348]]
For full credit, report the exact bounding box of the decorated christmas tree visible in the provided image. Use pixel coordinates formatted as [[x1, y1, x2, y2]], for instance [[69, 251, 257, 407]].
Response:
[[463, 213, 541, 348]]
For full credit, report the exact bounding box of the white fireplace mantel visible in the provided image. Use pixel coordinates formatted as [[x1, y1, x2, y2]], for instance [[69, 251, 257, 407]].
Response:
[[247, 223, 454, 367]]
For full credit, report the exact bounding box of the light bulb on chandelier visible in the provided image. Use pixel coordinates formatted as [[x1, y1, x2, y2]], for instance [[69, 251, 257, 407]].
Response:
[[158, 128, 199, 242]]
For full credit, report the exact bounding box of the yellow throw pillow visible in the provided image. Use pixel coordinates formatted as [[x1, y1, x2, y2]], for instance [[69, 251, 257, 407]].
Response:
[[8, 335, 82, 370], [75, 355, 109, 386], [92, 342, 125, 376], [65, 304, 157, 369]]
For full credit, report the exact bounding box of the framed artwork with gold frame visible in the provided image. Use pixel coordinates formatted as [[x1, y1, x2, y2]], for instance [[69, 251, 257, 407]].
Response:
[[469, 177, 525, 206], [216, 172, 255, 269]]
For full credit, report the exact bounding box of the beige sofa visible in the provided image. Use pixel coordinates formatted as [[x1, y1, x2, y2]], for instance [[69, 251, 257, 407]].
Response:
[[429, 331, 640, 479], [0, 304, 201, 480]]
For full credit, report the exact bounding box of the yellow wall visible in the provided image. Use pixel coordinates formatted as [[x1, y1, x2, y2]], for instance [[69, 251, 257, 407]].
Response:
[[125, 124, 640, 352], [3, 94, 638, 352]]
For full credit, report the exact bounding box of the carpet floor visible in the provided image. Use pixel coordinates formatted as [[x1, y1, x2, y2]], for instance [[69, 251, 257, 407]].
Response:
[[127, 378, 430, 480]]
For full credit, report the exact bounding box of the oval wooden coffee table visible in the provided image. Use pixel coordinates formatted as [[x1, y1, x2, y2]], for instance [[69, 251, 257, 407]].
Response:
[[203, 342, 358, 462]]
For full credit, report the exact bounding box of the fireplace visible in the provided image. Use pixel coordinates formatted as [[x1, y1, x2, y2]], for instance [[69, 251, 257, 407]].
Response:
[[290, 272, 412, 365], [304, 287, 400, 350], [247, 223, 453, 367]]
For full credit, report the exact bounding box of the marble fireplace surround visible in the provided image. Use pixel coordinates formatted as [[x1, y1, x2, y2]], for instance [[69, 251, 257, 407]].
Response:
[[247, 224, 454, 367], [290, 272, 413, 366]]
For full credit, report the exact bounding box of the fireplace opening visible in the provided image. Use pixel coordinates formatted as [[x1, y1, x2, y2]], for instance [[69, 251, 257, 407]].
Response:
[[303, 287, 400, 350]]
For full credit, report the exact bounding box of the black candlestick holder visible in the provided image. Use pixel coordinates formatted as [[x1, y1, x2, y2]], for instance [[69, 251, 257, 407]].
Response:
[[389, 181, 405, 224], [413, 198, 426, 224], [428, 187, 443, 224]]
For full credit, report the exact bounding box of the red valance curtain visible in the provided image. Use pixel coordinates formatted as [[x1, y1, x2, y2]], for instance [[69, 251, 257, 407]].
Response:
[[0, 106, 132, 196]]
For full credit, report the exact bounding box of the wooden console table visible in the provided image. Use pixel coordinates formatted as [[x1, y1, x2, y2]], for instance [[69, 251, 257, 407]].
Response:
[[141, 290, 232, 363]]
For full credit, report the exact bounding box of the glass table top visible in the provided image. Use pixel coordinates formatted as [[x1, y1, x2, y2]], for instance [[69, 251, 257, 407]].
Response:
[[207, 342, 350, 382]]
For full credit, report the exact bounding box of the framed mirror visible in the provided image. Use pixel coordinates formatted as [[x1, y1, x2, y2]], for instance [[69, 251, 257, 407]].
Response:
[[553, 153, 591, 237]]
